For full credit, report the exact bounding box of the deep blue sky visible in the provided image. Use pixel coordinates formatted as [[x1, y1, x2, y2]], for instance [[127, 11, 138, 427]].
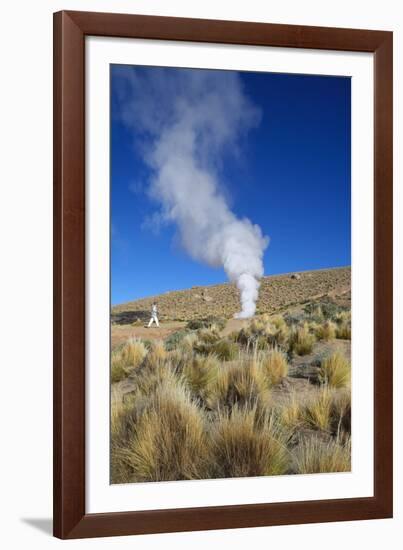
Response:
[[111, 66, 351, 305]]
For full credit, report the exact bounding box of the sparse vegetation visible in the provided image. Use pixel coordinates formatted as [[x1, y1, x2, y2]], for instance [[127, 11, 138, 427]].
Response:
[[112, 267, 351, 324], [110, 268, 351, 483]]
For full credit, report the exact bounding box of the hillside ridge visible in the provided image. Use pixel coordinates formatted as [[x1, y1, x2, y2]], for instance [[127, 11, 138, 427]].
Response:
[[112, 266, 351, 324]]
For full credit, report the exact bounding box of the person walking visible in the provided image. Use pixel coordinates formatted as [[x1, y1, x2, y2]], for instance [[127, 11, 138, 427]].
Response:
[[147, 302, 160, 327]]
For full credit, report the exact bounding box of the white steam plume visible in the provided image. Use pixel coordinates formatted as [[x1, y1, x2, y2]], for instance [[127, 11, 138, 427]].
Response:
[[114, 67, 269, 318]]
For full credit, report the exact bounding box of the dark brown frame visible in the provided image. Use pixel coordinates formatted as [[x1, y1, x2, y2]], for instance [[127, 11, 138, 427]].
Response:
[[53, 10, 393, 539]]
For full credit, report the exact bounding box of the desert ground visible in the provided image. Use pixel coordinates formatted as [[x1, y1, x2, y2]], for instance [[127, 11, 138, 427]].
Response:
[[111, 267, 351, 484]]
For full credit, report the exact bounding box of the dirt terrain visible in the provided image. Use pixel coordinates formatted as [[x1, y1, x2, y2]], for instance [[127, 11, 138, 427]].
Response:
[[111, 266, 350, 349], [111, 266, 350, 325]]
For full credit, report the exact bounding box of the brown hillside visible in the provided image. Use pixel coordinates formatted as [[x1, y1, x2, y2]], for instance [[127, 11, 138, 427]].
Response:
[[111, 266, 351, 324]]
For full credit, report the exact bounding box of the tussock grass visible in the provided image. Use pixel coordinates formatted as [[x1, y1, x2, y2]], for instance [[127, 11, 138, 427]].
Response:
[[206, 357, 270, 411], [293, 435, 351, 474], [194, 332, 239, 361], [331, 388, 351, 437], [144, 340, 167, 367], [266, 316, 290, 347], [279, 391, 305, 432], [164, 329, 190, 351], [211, 339, 239, 361], [315, 320, 337, 341], [179, 332, 199, 352], [334, 310, 351, 324], [167, 347, 193, 375], [121, 375, 209, 482], [111, 339, 147, 382], [336, 322, 351, 340], [260, 348, 289, 386], [187, 316, 227, 331], [182, 354, 219, 400], [319, 353, 350, 388], [209, 406, 290, 478], [197, 326, 221, 345], [111, 357, 127, 384], [111, 303, 351, 483], [289, 323, 315, 355], [236, 316, 290, 351], [111, 387, 147, 483], [303, 386, 333, 432]]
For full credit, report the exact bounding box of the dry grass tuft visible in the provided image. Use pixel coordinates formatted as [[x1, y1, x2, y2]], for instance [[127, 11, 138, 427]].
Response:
[[180, 332, 198, 351], [121, 375, 209, 482], [236, 316, 290, 351], [289, 323, 315, 355], [197, 326, 221, 345], [182, 354, 219, 400], [293, 435, 351, 474], [206, 357, 270, 411], [209, 406, 290, 478], [266, 316, 290, 347], [336, 322, 351, 340], [319, 353, 350, 388], [194, 332, 239, 361], [303, 386, 333, 432], [111, 339, 147, 382], [315, 320, 337, 341], [144, 340, 167, 367], [211, 339, 239, 361], [330, 388, 351, 437], [279, 391, 305, 432], [259, 348, 289, 386]]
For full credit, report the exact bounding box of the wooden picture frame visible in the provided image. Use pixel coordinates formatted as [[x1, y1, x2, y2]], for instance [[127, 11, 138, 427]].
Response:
[[53, 10, 393, 539]]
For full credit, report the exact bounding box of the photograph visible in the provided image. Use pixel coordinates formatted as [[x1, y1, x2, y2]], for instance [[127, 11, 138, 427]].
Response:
[[109, 64, 352, 484]]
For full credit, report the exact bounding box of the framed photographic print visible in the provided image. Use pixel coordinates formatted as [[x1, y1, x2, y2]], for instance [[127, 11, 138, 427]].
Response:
[[53, 11, 393, 539]]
